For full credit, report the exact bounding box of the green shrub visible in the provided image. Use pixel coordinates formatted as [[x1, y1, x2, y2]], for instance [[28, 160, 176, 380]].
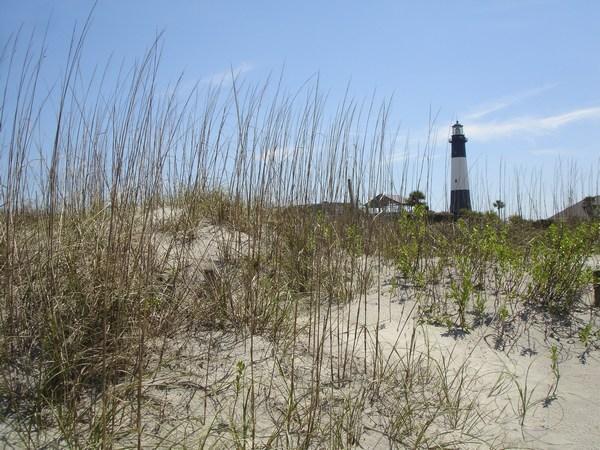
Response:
[[527, 223, 598, 314]]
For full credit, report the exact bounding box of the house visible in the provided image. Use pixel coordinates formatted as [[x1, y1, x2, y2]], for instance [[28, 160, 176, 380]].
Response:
[[365, 194, 408, 214], [549, 195, 600, 221]]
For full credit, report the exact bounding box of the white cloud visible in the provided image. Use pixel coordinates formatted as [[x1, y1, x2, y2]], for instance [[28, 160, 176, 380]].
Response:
[[464, 83, 557, 120], [466, 106, 600, 141], [390, 150, 419, 162], [528, 148, 570, 156], [390, 150, 444, 163], [201, 62, 254, 86], [257, 145, 298, 162]]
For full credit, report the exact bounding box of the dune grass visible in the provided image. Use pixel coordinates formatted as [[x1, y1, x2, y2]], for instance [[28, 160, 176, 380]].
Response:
[[1, 28, 599, 448]]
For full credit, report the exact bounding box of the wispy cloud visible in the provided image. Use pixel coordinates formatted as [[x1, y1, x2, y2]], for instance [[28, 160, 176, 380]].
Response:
[[390, 150, 420, 162], [257, 145, 299, 162], [528, 148, 570, 156], [201, 62, 254, 86], [464, 83, 557, 120], [467, 106, 600, 141], [390, 147, 444, 163]]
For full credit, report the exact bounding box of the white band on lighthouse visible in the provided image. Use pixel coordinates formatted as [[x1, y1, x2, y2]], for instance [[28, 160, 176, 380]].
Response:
[[451, 157, 469, 191]]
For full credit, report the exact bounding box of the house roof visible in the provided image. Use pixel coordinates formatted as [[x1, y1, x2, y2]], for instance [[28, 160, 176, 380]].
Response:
[[365, 193, 408, 208], [549, 195, 600, 221]]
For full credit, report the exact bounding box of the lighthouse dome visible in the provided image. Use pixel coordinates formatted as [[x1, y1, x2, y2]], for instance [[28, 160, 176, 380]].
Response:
[[452, 121, 464, 136]]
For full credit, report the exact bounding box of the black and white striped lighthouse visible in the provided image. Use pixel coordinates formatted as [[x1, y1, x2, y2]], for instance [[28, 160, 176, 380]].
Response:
[[449, 121, 472, 216]]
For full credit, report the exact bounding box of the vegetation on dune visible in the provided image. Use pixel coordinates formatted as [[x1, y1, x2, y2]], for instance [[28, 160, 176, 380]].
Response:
[[1, 28, 599, 449]]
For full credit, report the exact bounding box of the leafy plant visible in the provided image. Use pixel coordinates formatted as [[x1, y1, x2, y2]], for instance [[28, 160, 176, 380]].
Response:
[[528, 223, 597, 315], [472, 292, 487, 326], [546, 344, 560, 402], [494, 304, 511, 350], [448, 272, 473, 331], [394, 204, 429, 288], [578, 323, 598, 363]]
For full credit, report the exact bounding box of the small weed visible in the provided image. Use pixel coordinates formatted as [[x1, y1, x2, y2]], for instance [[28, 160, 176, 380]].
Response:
[[545, 344, 560, 404]]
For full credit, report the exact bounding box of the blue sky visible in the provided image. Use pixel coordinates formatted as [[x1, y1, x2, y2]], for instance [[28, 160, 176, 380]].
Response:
[[2, 1, 599, 216]]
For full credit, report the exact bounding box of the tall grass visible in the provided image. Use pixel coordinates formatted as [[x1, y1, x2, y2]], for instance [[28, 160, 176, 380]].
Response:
[[1, 26, 599, 448]]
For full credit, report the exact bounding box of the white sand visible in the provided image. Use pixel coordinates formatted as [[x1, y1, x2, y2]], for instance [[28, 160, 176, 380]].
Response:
[[2, 216, 598, 449]]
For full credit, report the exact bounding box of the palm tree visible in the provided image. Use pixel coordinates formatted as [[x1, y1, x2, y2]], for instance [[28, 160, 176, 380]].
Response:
[[493, 199, 505, 219], [408, 190, 426, 207]]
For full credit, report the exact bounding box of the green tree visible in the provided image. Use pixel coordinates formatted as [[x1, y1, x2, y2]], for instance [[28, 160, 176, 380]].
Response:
[[408, 190, 426, 208], [493, 199, 505, 219]]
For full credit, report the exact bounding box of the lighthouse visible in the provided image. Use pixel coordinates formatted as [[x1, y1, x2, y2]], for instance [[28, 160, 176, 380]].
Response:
[[449, 121, 472, 216]]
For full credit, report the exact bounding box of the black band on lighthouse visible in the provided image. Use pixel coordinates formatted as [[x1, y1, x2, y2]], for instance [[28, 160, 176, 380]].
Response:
[[450, 190, 472, 214], [450, 138, 466, 158]]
